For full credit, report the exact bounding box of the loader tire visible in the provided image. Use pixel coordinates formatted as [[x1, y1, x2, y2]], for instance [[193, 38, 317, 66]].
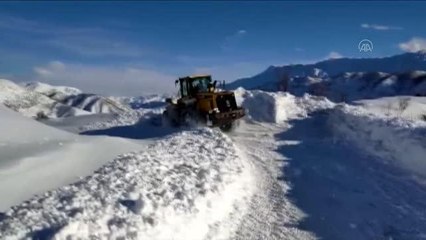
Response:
[[219, 122, 234, 132], [162, 110, 177, 127]]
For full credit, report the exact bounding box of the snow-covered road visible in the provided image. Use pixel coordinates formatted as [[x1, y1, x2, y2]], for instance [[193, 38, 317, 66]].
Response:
[[229, 122, 314, 240], [229, 111, 426, 240], [1, 89, 426, 239]]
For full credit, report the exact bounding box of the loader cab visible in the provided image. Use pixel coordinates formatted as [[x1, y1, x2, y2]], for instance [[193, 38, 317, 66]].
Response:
[[176, 75, 215, 98]]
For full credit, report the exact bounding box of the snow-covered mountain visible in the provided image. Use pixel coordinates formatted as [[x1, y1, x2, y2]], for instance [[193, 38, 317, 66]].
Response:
[[24, 81, 130, 114], [0, 79, 89, 118], [229, 52, 426, 101], [23, 82, 82, 102], [60, 93, 130, 114], [298, 71, 426, 101], [24, 81, 82, 96], [0, 80, 130, 118]]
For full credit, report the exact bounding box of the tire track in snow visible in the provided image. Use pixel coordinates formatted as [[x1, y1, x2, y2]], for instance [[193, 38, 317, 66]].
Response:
[[229, 122, 314, 240]]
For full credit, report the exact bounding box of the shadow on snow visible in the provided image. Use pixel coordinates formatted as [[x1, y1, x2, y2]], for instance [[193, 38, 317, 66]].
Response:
[[274, 110, 426, 240], [81, 117, 180, 140]]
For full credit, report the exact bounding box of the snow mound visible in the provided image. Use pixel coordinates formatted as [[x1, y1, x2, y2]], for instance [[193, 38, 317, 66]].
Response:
[[329, 104, 426, 176], [0, 104, 69, 144], [235, 88, 334, 123], [355, 96, 426, 121], [61, 93, 130, 114], [0, 79, 89, 118], [0, 104, 142, 210], [0, 128, 252, 240]]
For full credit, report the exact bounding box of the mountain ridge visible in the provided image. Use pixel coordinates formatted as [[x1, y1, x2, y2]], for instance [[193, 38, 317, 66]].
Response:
[[229, 51, 426, 90], [228, 51, 426, 101]]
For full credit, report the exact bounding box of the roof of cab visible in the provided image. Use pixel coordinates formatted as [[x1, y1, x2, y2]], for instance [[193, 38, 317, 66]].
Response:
[[189, 74, 211, 78]]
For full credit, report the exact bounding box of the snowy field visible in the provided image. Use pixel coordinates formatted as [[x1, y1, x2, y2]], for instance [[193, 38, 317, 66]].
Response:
[[1, 81, 426, 239]]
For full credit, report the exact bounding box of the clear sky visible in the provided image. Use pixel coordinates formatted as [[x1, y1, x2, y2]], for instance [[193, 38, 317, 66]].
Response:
[[1, 1, 426, 95]]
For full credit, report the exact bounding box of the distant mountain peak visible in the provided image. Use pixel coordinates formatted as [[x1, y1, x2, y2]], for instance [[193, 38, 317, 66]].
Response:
[[228, 52, 426, 100]]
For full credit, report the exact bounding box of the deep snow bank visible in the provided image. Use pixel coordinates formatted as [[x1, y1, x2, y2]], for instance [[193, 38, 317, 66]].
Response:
[[236, 88, 426, 177], [0, 104, 142, 210], [329, 104, 426, 176], [235, 88, 334, 123], [0, 128, 253, 239], [0, 104, 70, 144], [355, 96, 426, 122]]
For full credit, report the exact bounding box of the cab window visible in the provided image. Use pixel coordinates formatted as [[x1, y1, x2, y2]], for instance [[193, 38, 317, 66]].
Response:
[[180, 80, 188, 97]]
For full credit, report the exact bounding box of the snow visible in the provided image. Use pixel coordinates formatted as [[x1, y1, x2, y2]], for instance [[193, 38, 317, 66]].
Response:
[[0, 104, 144, 211], [0, 80, 129, 118], [231, 90, 426, 239], [229, 122, 315, 240], [116, 94, 168, 110], [1, 77, 426, 239], [235, 87, 334, 123], [0, 128, 253, 240], [23, 81, 82, 97], [330, 104, 426, 176], [61, 93, 130, 114], [0, 79, 90, 118], [355, 96, 426, 121], [228, 52, 426, 97], [234, 88, 426, 181]]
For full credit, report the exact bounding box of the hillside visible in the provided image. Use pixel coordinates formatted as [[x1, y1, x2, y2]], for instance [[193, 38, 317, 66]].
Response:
[[229, 52, 426, 101], [0, 79, 89, 118], [0, 80, 131, 118], [61, 93, 130, 114]]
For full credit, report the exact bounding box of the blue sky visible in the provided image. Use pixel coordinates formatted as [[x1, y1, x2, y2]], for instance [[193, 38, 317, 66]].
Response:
[[1, 1, 426, 95]]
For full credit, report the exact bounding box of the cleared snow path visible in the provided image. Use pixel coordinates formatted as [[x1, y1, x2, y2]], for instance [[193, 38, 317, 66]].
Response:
[[229, 121, 315, 240], [0, 128, 253, 240], [231, 111, 426, 240]]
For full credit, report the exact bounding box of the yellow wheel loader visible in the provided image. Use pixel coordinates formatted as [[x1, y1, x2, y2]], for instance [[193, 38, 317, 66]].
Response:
[[163, 75, 245, 131]]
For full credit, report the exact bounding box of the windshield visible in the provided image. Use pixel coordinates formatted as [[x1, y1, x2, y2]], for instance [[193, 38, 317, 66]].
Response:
[[191, 77, 211, 92]]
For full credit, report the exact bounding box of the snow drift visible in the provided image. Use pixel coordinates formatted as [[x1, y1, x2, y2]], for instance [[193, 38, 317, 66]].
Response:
[[236, 88, 426, 178], [0, 104, 142, 210], [235, 88, 334, 123], [0, 128, 253, 240], [329, 104, 426, 176], [355, 96, 426, 121]]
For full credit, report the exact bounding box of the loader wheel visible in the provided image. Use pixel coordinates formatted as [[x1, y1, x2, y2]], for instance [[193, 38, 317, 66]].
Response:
[[219, 122, 234, 132], [161, 110, 170, 127], [162, 110, 178, 127], [181, 109, 198, 127]]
